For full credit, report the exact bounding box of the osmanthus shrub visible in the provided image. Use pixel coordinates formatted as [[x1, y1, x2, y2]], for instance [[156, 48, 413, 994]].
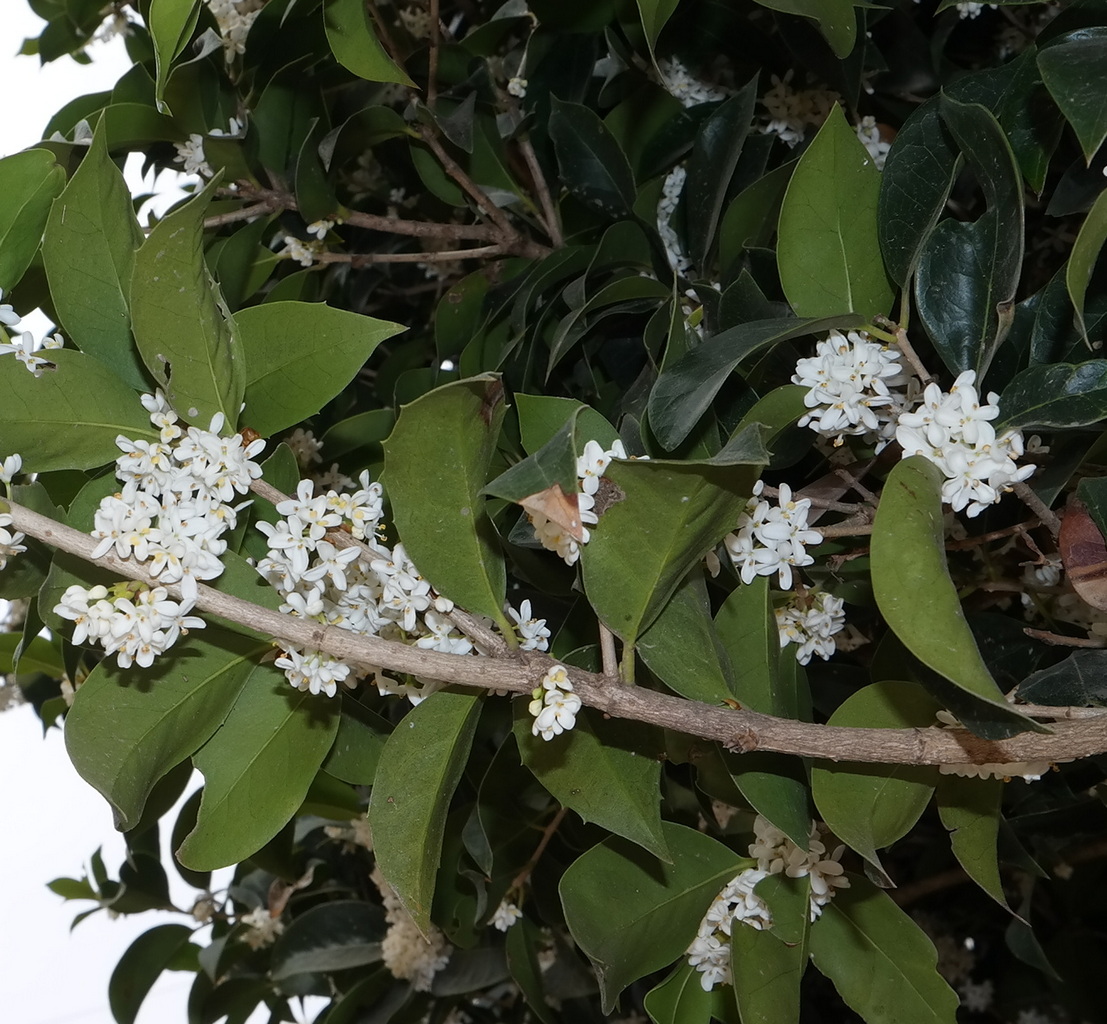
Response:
[[4, 0, 1107, 1021]]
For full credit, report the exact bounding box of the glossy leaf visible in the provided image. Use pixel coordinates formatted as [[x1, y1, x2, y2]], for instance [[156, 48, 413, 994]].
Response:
[[0, 349, 157, 472], [777, 105, 893, 320], [808, 876, 959, 1024], [1017, 649, 1107, 707], [871, 457, 1036, 729], [42, 122, 148, 390], [177, 663, 339, 870], [915, 97, 1024, 378], [131, 176, 245, 427], [383, 376, 511, 633], [754, 0, 857, 58], [582, 431, 765, 649], [549, 97, 636, 219], [634, 0, 680, 56], [997, 361, 1107, 430], [644, 962, 737, 1024], [109, 924, 194, 1024], [878, 98, 959, 287], [0, 148, 65, 291], [149, 0, 201, 113], [1037, 28, 1107, 163], [514, 708, 670, 861], [1067, 190, 1107, 344], [515, 393, 620, 455], [648, 315, 863, 450], [811, 682, 940, 871], [936, 774, 1007, 908], [638, 572, 735, 704], [368, 690, 482, 933], [560, 822, 746, 1012], [269, 901, 384, 980], [236, 301, 404, 437], [324, 0, 414, 86], [324, 706, 391, 785], [65, 628, 262, 830]]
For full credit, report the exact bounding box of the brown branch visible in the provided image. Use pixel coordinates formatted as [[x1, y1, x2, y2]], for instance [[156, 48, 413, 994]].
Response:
[[11, 498, 1107, 768], [1013, 481, 1061, 539], [759, 485, 868, 515], [203, 200, 278, 229], [517, 135, 563, 247], [510, 805, 569, 892], [427, 0, 440, 107], [816, 520, 875, 539], [1023, 628, 1107, 649], [875, 316, 933, 386], [416, 125, 516, 237], [313, 246, 504, 266], [599, 621, 618, 678]]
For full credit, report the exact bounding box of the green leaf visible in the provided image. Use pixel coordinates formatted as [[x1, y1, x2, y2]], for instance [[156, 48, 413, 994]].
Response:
[[505, 921, 560, 1024], [731, 914, 805, 1024], [684, 80, 759, 270], [997, 360, 1107, 430], [936, 774, 1008, 908], [368, 689, 482, 933], [753, 0, 857, 57], [42, 122, 148, 390], [149, 0, 200, 113], [0, 632, 63, 677], [777, 105, 893, 320], [270, 901, 384, 980], [237, 301, 404, 437], [64, 628, 263, 829], [560, 822, 746, 1013], [515, 393, 620, 455], [715, 577, 811, 850], [324, 705, 392, 785], [581, 433, 765, 651], [324, 0, 415, 86], [109, 924, 194, 1024], [638, 571, 735, 704], [808, 876, 959, 1024], [718, 162, 794, 271], [811, 682, 940, 872], [177, 663, 339, 870], [915, 97, 1024, 378], [549, 97, 637, 219], [634, 0, 680, 57], [871, 457, 1037, 731], [878, 98, 959, 288], [1067, 190, 1107, 344], [0, 349, 158, 472], [644, 962, 737, 1024], [0, 148, 65, 291], [1017, 649, 1107, 707], [648, 314, 862, 450], [382, 376, 511, 634], [514, 709, 670, 861], [1037, 28, 1107, 163], [130, 176, 245, 427]]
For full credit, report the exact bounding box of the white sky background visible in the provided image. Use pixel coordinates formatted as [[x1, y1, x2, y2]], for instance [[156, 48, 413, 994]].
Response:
[[0, 8, 307, 1024]]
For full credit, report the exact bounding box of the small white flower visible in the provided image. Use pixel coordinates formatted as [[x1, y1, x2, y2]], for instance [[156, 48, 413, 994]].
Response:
[[0, 453, 21, 486], [529, 664, 581, 740], [490, 900, 523, 931], [507, 76, 528, 98]]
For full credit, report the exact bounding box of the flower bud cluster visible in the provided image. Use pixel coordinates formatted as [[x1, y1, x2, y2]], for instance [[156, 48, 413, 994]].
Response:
[[935, 711, 1051, 781], [528, 664, 582, 742], [490, 899, 523, 931], [758, 70, 840, 147], [89, 391, 264, 598], [775, 588, 846, 665], [656, 165, 692, 276], [372, 865, 451, 991], [747, 815, 849, 922], [724, 482, 823, 591], [656, 57, 734, 109], [686, 866, 773, 991], [895, 370, 1034, 517], [791, 329, 910, 448], [54, 581, 205, 669], [0, 289, 64, 377]]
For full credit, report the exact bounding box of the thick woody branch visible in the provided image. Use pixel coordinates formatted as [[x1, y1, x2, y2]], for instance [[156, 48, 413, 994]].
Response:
[[10, 498, 1107, 769]]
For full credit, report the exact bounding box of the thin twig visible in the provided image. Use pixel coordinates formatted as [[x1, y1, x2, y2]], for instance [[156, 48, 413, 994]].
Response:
[[946, 521, 1042, 550], [599, 622, 618, 678], [817, 521, 875, 539], [313, 245, 503, 266], [510, 806, 570, 891], [203, 201, 278, 229], [517, 135, 563, 247], [12, 499, 1107, 767], [1023, 628, 1107, 649], [1014, 481, 1061, 539], [760, 485, 867, 515], [427, 0, 440, 106], [417, 125, 516, 236], [875, 315, 933, 385]]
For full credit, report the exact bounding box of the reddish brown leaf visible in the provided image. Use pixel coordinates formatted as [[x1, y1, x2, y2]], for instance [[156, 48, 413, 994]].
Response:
[[1060, 498, 1107, 611], [519, 483, 585, 541]]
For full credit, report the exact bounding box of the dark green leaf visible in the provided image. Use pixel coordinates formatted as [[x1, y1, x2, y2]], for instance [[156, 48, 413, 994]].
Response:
[[237, 301, 404, 437], [997, 360, 1107, 430], [109, 924, 194, 1024], [383, 375, 511, 633], [936, 774, 1007, 908], [270, 901, 384, 980], [731, 914, 805, 1024], [644, 962, 737, 1024], [1068, 189, 1107, 345], [368, 689, 481, 933], [718, 162, 794, 272], [549, 97, 636, 219], [1037, 28, 1107, 163], [323, 0, 415, 86], [1017, 649, 1107, 707], [323, 705, 391, 785], [560, 822, 746, 1012], [754, 0, 857, 58], [634, 0, 680, 56], [149, 0, 200, 113], [778, 105, 893, 320], [0, 148, 65, 291]]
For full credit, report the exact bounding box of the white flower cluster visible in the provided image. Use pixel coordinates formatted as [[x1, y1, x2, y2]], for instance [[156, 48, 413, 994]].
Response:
[[205, 0, 263, 61], [528, 664, 581, 741], [957, 2, 996, 18], [0, 454, 27, 571], [686, 867, 772, 991], [490, 899, 523, 931], [507, 76, 528, 98], [173, 117, 244, 178], [792, 329, 910, 449], [527, 438, 637, 566], [279, 234, 323, 267], [758, 71, 839, 147], [775, 588, 846, 665], [55, 582, 205, 669], [656, 165, 692, 277], [507, 599, 551, 652], [283, 427, 324, 468], [0, 289, 64, 377], [748, 815, 849, 921], [724, 482, 823, 591], [372, 865, 451, 991], [855, 115, 891, 170], [657, 57, 734, 108], [896, 370, 1034, 518], [239, 906, 285, 949]]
